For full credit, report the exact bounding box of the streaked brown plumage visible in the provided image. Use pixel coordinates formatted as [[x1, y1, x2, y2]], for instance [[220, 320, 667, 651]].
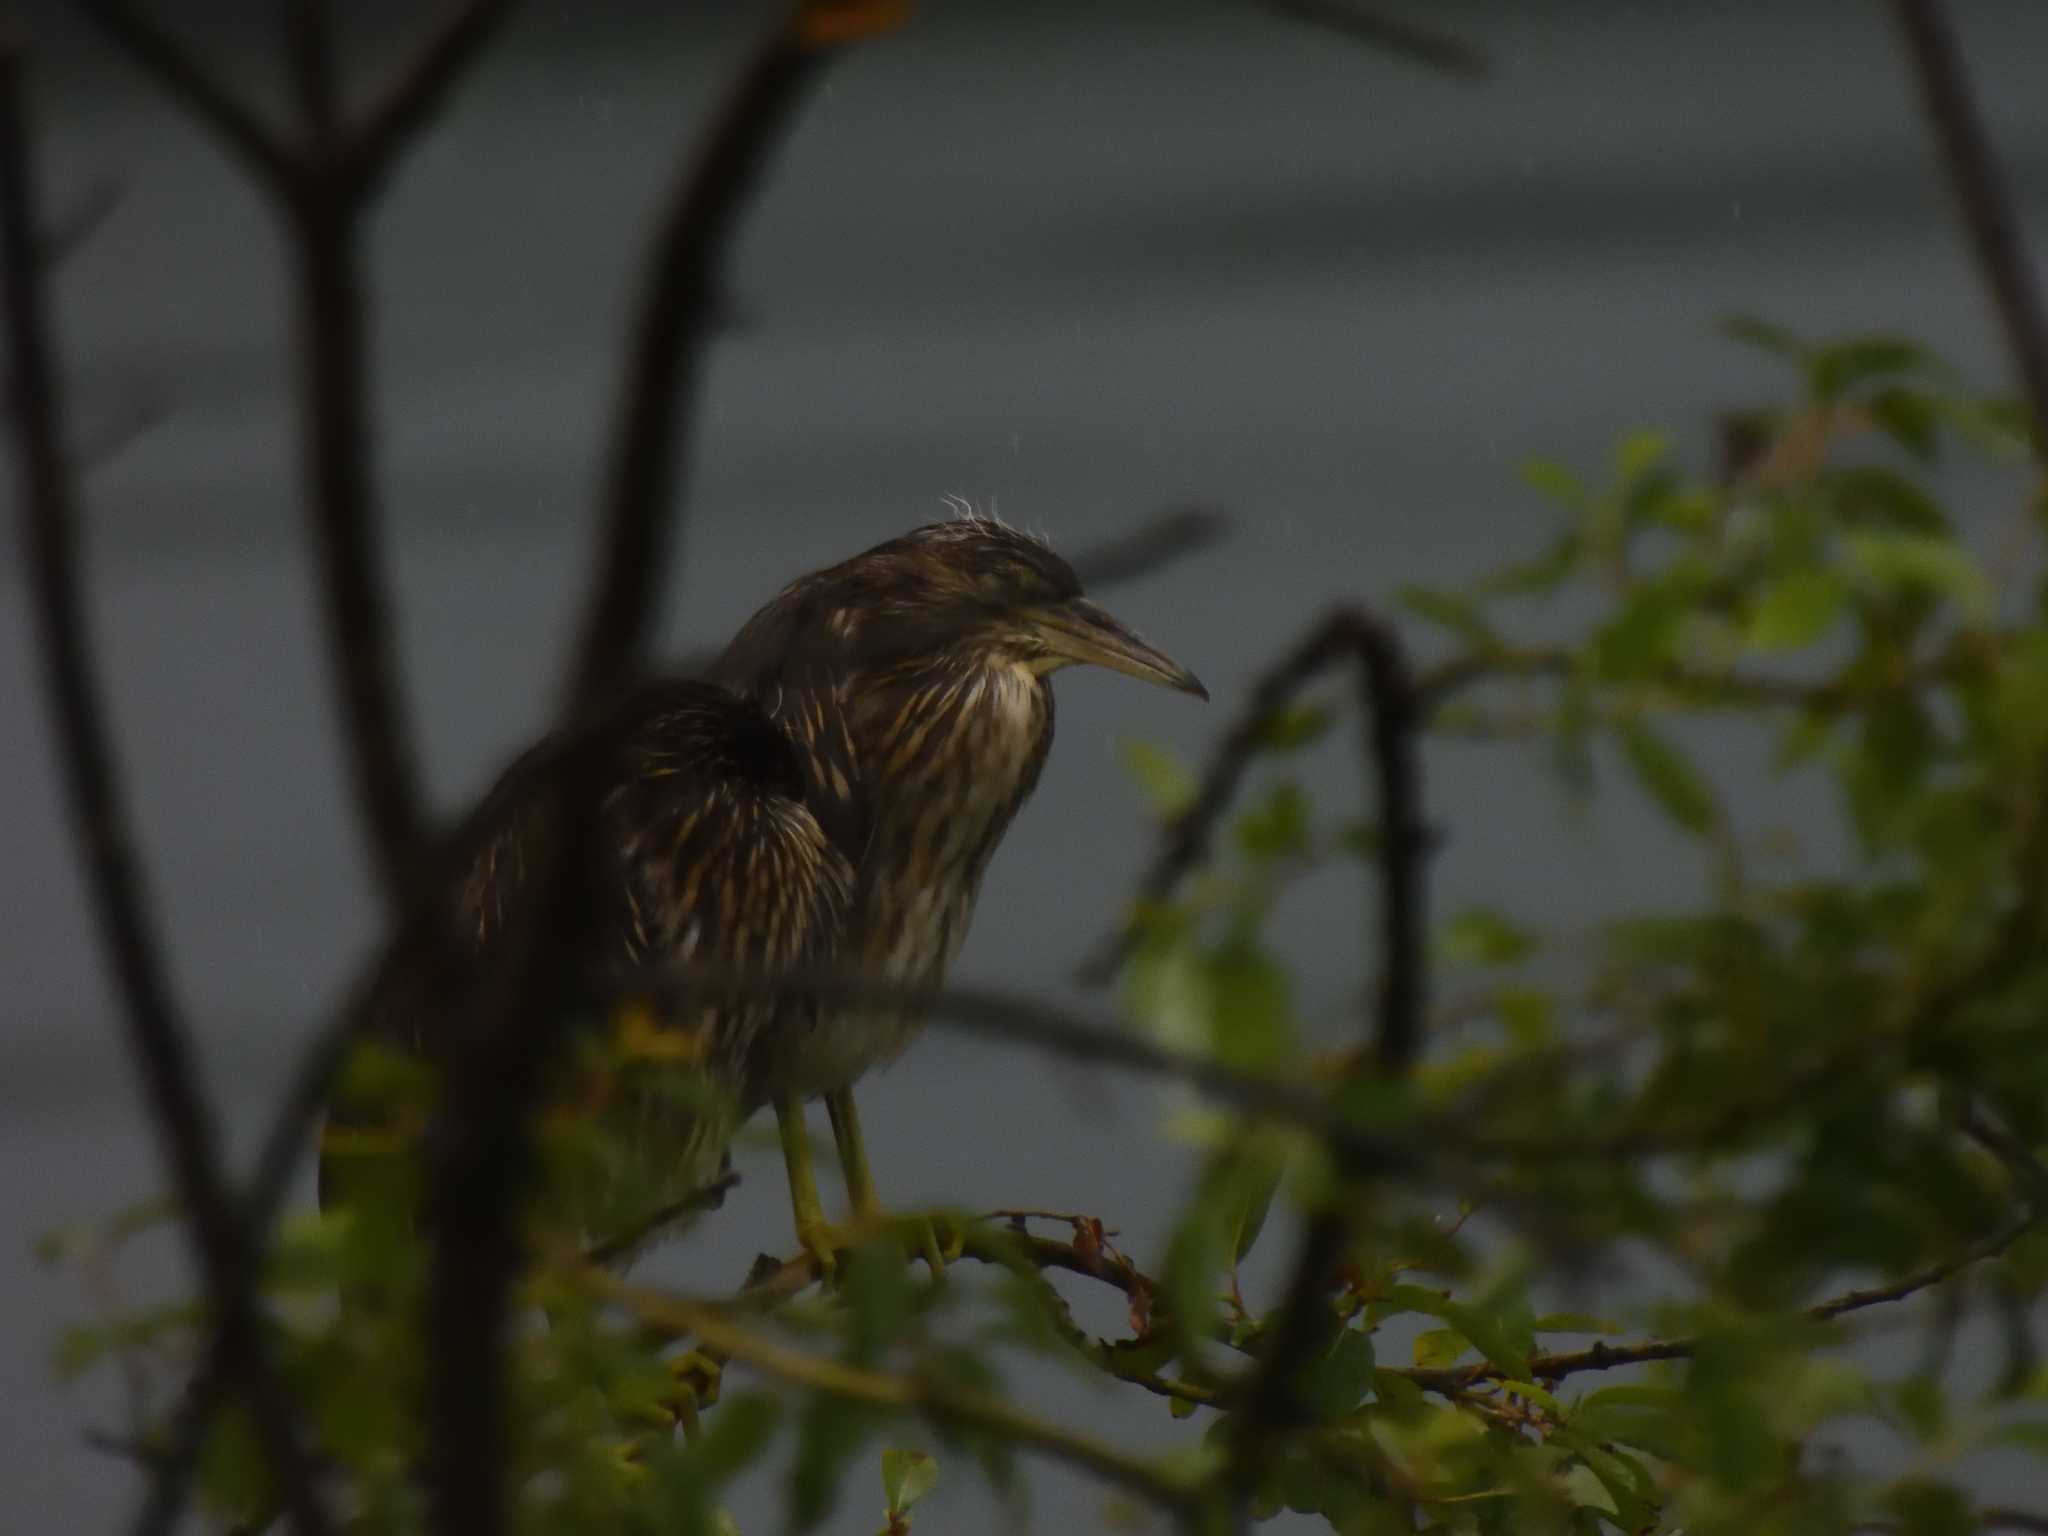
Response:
[[320, 679, 850, 1250]]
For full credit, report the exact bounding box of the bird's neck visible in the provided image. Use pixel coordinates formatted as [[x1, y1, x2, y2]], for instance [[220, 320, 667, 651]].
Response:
[[844, 657, 1053, 979]]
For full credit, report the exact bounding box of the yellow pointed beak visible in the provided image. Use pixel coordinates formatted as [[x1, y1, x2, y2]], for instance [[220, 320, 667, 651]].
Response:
[[1027, 598, 1208, 700]]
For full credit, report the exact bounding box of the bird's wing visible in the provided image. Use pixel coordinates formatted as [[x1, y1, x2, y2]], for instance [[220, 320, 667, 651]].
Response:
[[711, 585, 873, 868], [319, 682, 851, 1217]]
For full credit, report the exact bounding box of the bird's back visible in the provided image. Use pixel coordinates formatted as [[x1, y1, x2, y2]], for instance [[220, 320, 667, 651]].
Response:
[[320, 679, 851, 1249]]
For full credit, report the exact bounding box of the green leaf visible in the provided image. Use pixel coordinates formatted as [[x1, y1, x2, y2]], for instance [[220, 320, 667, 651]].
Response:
[[1553, 1425, 1659, 1530], [696, 1393, 781, 1486], [1234, 781, 1312, 862], [881, 1448, 938, 1516], [1616, 717, 1718, 836], [1440, 907, 1536, 967], [1808, 334, 1933, 402], [1827, 463, 1949, 533], [1217, 1139, 1286, 1264], [1520, 457, 1589, 509], [1845, 530, 1992, 621], [1384, 1284, 1532, 1382], [843, 1242, 913, 1368], [1253, 702, 1336, 753], [1720, 313, 1805, 359], [791, 1394, 880, 1533], [1865, 387, 1942, 459], [1614, 429, 1672, 487], [1205, 940, 1293, 1071], [1411, 1328, 1466, 1369], [1300, 1328, 1378, 1419], [1746, 567, 1845, 652], [1399, 585, 1498, 651], [1479, 532, 1584, 597], [1893, 1374, 1948, 1446], [1119, 739, 1195, 819], [1881, 1477, 1975, 1536], [52, 1324, 108, 1381]]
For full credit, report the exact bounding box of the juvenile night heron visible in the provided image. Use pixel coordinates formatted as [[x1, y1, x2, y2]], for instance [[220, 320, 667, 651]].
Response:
[[323, 518, 1204, 1281], [713, 516, 1206, 1269]]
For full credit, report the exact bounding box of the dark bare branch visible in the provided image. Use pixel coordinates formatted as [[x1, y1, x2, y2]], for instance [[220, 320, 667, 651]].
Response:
[[1890, 0, 2048, 459], [285, 200, 427, 908], [0, 47, 332, 1536], [349, 0, 525, 197], [565, 15, 847, 708], [422, 744, 608, 1536], [1254, 0, 1490, 80], [1067, 504, 1231, 588], [40, 178, 122, 265], [1208, 611, 1427, 1508], [81, 3, 293, 191], [287, 0, 338, 142]]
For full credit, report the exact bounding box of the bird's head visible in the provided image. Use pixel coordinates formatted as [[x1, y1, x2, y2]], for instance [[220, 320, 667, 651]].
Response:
[[740, 516, 1208, 700]]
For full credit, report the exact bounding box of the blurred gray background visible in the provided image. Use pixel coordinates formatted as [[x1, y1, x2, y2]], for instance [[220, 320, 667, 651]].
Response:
[[5, 0, 2048, 1528]]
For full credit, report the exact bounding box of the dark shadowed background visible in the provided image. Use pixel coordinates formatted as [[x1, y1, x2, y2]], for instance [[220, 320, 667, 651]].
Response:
[[5, 0, 2047, 1528]]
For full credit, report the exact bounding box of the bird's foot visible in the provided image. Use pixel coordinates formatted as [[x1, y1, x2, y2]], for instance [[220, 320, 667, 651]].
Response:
[[897, 1210, 964, 1278], [654, 1348, 723, 1441], [796, 1216, 849, 1285], [797, 1210, 963, 1284]]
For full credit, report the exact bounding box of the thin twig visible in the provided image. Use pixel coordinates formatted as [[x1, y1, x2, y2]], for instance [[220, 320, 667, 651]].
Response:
[[1889, 0, 2048, 459], [565, 10, 854, 708], [1983, 1510, 2048, 1535], [81, 3, 293, 190], [0, 47, 332, 1536], [1253, 0, 1490, 79], [1405, 1207, 2036, 1393]]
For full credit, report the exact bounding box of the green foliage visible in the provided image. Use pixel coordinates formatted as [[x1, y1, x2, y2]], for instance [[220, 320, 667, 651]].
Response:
[[50, 327, 2048, 1533]]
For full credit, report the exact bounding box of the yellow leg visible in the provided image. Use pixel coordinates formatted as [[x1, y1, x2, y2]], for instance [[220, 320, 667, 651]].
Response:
[[825, 1088, 879, 1218], [824, 1087, 955, 1277], [777, 1091, 838, 1280]]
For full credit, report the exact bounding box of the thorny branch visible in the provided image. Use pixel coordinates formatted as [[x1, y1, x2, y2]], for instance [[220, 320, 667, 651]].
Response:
[[0, 47, 333, 1536]]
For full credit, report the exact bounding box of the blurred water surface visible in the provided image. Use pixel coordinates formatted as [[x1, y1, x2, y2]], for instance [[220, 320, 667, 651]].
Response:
[[5, 0, 2047, 1527]]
